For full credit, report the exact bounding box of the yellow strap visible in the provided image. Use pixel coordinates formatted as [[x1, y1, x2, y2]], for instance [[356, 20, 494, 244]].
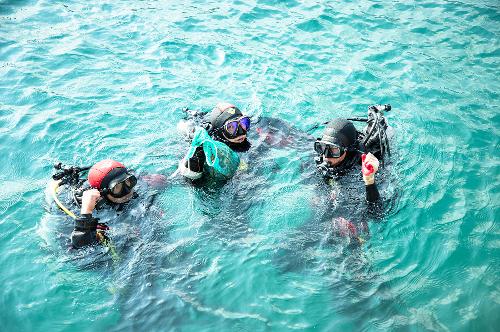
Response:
[[50, 180, 119, 261], [50, 180, 77, 219], [238, 160, 248, 171], [97, 232, 120, 262]]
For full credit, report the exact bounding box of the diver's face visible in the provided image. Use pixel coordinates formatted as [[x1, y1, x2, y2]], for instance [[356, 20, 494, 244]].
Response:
[[225, 134, 247, 143], [222, 116, 250, 144], [107, 189, 134, 203], [324, 151, 347, 166]]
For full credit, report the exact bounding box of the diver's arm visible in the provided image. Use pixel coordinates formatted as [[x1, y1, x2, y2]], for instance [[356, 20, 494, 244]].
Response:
[[70, 214, 99, 248], [70, 189, 102, 249], [362, 153, 381, 203], [365, 183, 380, 202], [179, 146, 205, 180]]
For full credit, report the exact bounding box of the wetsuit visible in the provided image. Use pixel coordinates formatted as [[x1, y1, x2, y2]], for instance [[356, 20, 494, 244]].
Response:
[[71, 214, 101, 248], [57, 180, 158, 249], [316, 146, 381, 203], [311, 114, 391, 244]]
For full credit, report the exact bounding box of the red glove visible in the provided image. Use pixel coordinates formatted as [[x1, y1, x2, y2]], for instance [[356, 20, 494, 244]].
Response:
[[361, 153, 379, 185], [361, 154, 374, 176]]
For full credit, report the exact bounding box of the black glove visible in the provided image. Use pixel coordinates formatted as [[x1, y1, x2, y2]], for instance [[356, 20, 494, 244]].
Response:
[[74, 214, 99, 231], [71, 214, 100, 248], [184, 146, 205, 173]]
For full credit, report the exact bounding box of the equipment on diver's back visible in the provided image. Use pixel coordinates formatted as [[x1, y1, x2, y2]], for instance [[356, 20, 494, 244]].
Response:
[[348, 104, 392, 164], [52, 162, 91, 210], [52, 163, 90, 187], [363, 104, 391, 163]]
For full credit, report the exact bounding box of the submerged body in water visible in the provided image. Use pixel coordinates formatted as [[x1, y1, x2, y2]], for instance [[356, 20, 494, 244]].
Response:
[[262, 106, 394, 273]]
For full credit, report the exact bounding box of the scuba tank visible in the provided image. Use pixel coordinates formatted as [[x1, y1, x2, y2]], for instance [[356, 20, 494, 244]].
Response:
[[348, 104, 392, 163], [51, 163, 91, 211], [363, 104, 392, 161]]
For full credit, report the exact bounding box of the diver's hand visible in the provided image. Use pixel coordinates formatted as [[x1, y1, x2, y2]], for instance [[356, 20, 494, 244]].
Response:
[[362, 153, 379, 185], [96, 223, 109, 231], [194, 145, 204, 157], [177, 120, 196, 139], [80, 189, 101, 215]]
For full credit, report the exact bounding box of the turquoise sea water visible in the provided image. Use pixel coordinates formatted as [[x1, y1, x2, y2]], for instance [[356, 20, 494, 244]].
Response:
[[1, 0, 499, 331]]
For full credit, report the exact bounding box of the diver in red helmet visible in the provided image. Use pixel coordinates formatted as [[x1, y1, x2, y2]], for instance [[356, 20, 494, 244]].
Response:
[[177, 102, 251, 182], [51, 159, 166, 249], [70, 160, 139, 248]]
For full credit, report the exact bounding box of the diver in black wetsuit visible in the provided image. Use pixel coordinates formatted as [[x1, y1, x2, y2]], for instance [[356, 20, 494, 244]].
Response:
[[314, 105, 391, 200], [51, 160, 167, 249], [178, 102, 251, 182], [313, 104, 392, 240], [269, 105, 393, 273]]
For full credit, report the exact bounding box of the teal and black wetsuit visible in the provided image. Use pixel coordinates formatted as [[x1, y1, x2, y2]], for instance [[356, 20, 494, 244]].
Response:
[[178, 108, 251, 183], [182, 138, 251, 182]]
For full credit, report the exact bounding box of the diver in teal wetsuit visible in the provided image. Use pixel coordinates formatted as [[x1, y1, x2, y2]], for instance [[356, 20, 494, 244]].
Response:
[[177, 102, 252, 183]]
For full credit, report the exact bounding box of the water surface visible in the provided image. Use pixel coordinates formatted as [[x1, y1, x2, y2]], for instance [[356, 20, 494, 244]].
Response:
[[0, 0, 499, 331]]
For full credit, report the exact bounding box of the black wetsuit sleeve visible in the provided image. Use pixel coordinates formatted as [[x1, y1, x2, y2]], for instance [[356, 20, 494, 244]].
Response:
[[184, 146, 205, 173], [229, 139, 251, 152], [70, 214, 98, 249], [366, 182, 384, 219], [365, 183, 380, 203], [179, 145, 206, 180]]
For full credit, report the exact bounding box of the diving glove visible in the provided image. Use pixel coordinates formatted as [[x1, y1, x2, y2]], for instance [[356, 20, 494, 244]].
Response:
[[362, 153, 379, 185]]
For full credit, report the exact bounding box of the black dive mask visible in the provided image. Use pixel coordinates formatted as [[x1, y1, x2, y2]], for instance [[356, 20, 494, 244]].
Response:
[[314, 140, 345, 158], [223, 116, 251, 139], [102, 174, 137, 198]]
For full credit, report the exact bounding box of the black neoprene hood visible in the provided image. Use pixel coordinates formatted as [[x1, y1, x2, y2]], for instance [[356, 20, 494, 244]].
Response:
[[209, 106, 243, 130], [321, 119, 357, 148]]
